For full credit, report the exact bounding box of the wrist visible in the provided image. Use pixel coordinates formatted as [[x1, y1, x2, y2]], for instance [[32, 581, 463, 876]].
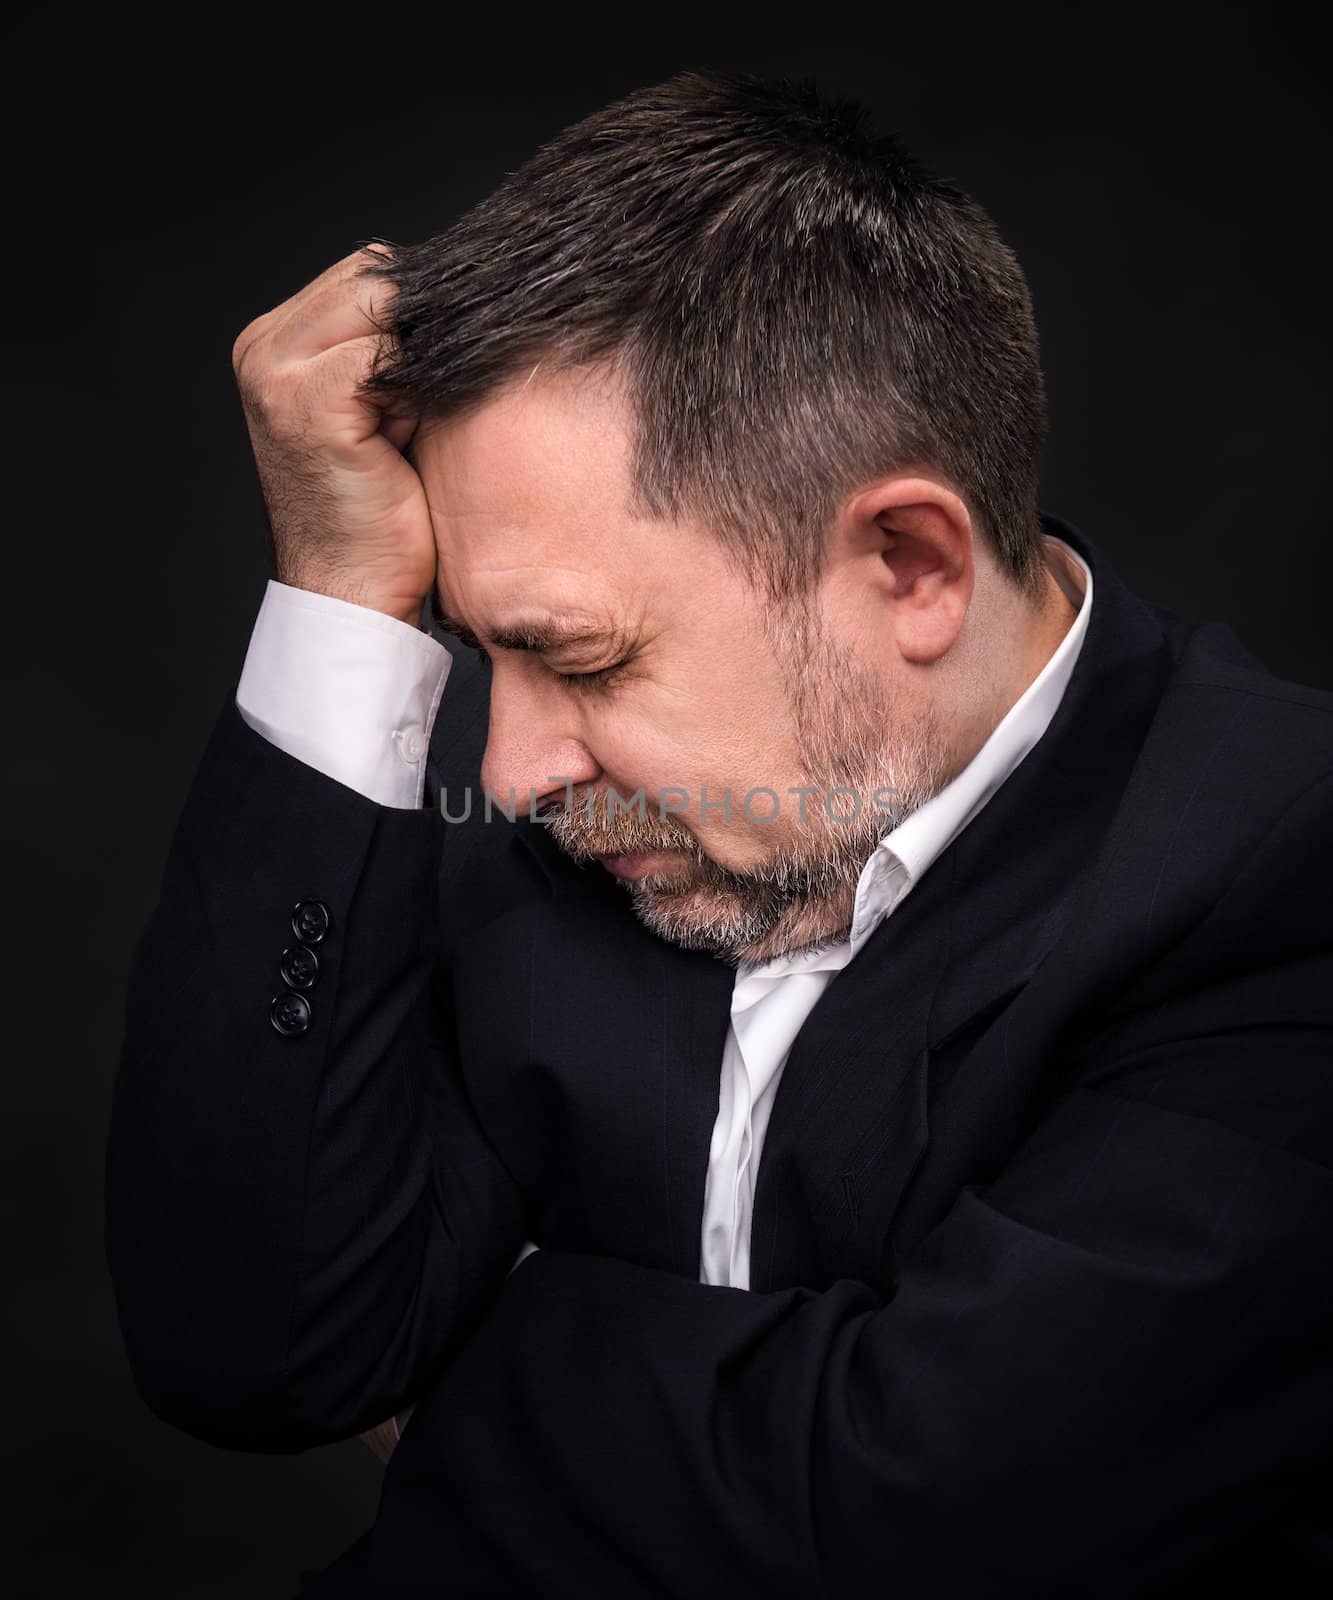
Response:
[[274, 571, 426, 628]]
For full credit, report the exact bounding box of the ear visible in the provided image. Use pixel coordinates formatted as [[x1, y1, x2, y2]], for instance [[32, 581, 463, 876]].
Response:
[[829, 475, 975, 665]]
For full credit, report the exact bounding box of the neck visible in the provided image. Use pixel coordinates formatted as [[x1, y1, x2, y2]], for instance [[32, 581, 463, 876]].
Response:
[[946, 542, 1082, 772], [1022, 550, 1082, 686]]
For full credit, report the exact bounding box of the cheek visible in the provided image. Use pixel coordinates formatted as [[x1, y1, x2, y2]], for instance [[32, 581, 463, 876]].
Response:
[[589, 707, 711, 816], [592, 664, 797, 811], [630, 744, 792, 844], [603, 733, 696, 800]]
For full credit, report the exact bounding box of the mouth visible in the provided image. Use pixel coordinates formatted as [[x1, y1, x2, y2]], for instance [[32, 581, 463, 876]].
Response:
[[595, 849, 673, 881]]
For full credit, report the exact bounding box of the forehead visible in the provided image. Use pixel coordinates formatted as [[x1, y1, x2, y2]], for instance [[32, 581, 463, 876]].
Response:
[[410, 366, 735, 628], [414, 365, 636, 555]]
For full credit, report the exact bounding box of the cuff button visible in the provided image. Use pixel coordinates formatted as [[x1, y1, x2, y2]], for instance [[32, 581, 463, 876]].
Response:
[[395, 723, 426, 764], [291, 900, 331, 944], [270, 992, 312, 1036], [279, 943, 319, 991]]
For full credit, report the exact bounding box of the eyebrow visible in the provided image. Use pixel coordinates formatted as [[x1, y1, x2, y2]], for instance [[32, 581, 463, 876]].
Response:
[[430, 592, 621, 656]]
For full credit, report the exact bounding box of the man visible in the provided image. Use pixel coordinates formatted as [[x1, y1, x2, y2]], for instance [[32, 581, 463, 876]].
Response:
[[104, 70, 1333, 1596]]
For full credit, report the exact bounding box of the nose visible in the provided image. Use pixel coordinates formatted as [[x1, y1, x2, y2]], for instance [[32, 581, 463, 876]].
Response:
[[479, 665, 600, 813]]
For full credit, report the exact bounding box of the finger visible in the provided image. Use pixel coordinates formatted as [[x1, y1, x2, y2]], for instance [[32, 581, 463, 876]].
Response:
[[240, 242, 387, 343], [274, 241, 394, 319], [291, 333, 403, 440], [266, 243, 403, 366]]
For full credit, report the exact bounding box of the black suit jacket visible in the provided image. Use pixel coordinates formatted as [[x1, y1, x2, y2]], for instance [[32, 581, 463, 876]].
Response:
[[104, 512, 1333, 1596]]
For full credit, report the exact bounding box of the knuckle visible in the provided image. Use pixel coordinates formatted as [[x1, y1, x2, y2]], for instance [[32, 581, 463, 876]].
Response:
[[354, 240, 393, 269], [230, 318, 272, 384]]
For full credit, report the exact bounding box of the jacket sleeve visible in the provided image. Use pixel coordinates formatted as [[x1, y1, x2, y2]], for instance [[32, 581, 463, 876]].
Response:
[[103, 691, 526, 1452], [380, 776, 1333, 1595]]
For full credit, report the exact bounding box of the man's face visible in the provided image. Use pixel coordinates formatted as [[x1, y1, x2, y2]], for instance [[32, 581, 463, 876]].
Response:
[[413, 366, 957, 964]]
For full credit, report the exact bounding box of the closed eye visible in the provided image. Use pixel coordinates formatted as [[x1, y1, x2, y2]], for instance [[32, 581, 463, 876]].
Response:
[[462, 633, 633, 690], [552, 660, 628, 691]]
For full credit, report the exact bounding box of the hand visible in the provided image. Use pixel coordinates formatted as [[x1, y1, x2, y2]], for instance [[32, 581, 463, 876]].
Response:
[[357, 1418, 398, 1467], [231, 243, 435, 625]]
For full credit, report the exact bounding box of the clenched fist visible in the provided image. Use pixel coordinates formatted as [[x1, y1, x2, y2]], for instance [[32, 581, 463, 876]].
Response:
[[231, 243, 434, 626]]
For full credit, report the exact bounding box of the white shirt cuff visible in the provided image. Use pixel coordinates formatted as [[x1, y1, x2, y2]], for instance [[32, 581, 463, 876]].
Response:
[[235, 580, 452, 810]]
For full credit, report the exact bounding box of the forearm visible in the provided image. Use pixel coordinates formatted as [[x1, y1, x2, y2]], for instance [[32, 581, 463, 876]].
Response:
[[104, 694, 524, 1451], [384, 1086, 1333, 1595]]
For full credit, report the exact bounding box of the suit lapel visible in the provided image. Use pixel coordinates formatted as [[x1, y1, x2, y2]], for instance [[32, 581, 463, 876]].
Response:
[[748, 860, 951, 1291]]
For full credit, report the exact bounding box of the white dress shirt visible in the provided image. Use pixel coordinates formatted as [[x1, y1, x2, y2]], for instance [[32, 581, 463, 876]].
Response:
[[234, 533, 1092, 1437]]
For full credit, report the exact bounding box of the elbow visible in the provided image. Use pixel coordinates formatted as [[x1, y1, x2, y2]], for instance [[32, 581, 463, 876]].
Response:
[[116, 1334, 337, 1454], [109, 1284, 420, 1453]]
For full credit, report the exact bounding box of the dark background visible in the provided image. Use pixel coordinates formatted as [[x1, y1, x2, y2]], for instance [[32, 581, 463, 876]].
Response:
[[3, 2, 1327, 1593]]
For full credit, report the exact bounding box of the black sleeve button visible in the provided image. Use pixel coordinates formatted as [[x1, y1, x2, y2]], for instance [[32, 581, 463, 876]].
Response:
[[279, 943, 319, 991], [270, 992, 313, 1036], [291, 900, 331, 944]]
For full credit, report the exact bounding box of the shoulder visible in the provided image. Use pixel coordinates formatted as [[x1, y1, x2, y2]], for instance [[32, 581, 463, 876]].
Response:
[[1074, 610, 1333, 1033], [1167, 611, 1333, 728], [1055, 617, 1332, 1164], [1056, 609, 1333, 1019], [1140, 612, 1333, 842]]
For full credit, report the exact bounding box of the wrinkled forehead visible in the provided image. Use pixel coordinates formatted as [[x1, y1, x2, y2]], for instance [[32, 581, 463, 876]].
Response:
[[411, 368, 643, 565], [408, 374, 686, 642], [409, 365, 768, 645]]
